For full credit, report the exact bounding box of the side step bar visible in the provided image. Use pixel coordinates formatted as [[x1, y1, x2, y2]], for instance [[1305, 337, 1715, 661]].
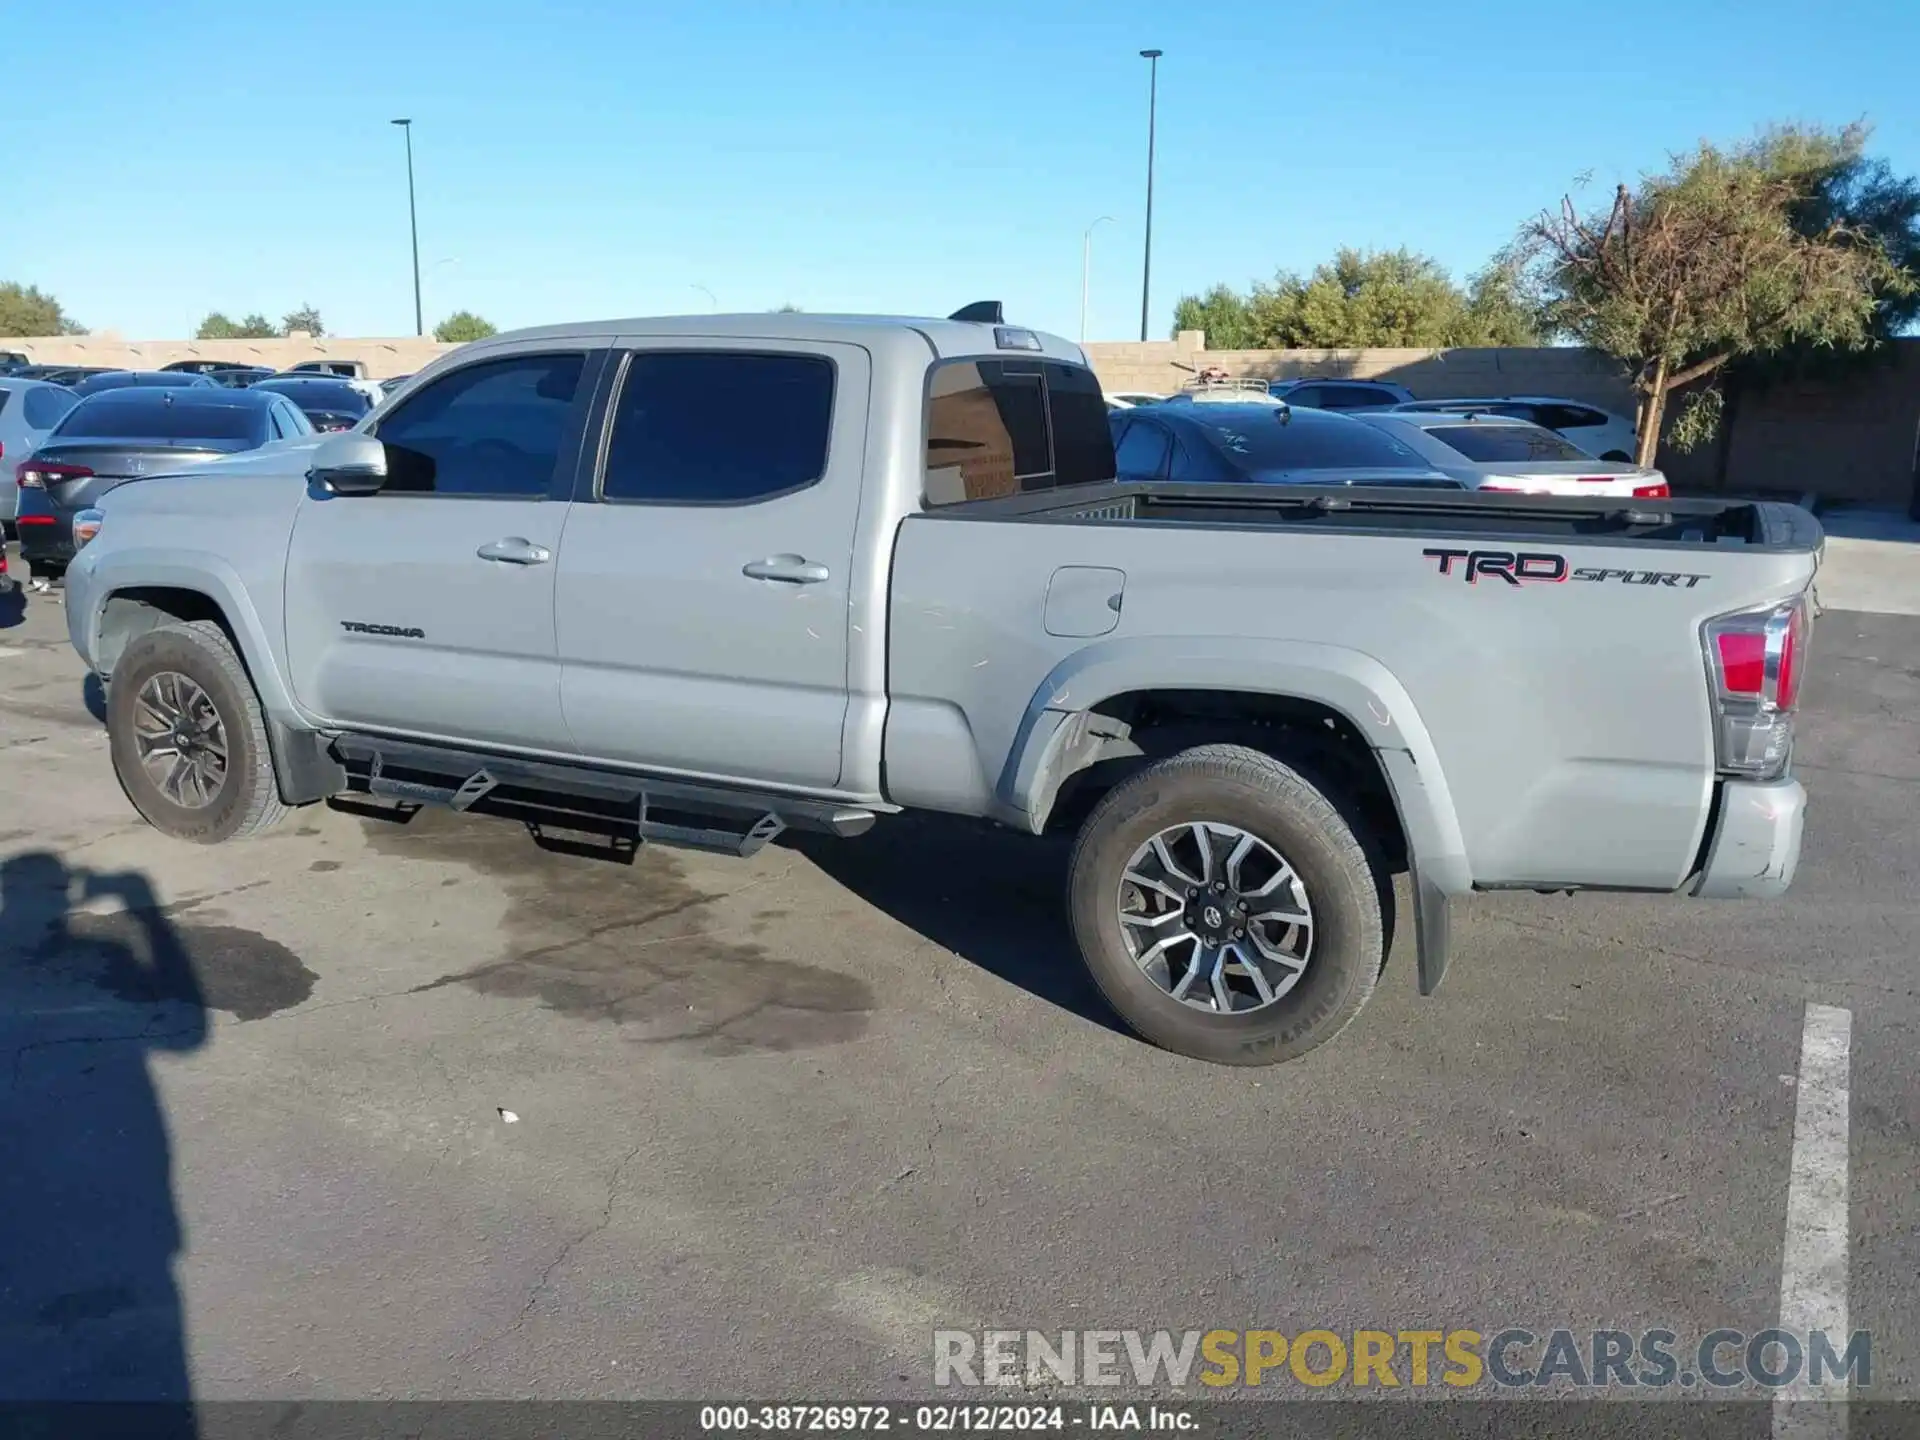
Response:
[[330, 735, 876, 859]]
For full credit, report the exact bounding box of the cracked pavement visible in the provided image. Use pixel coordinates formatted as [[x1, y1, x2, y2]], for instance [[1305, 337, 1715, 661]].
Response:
[[2, 553, 1920, 1402]]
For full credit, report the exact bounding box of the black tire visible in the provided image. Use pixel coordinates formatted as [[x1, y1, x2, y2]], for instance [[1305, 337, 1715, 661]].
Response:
[[107, 619, 289, 843], [1067, 743, 1387, 1066]]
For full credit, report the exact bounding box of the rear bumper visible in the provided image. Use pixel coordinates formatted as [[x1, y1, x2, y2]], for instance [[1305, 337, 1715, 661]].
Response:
[[1690, 777, 1806, 899], [14, 494, 75, 564]]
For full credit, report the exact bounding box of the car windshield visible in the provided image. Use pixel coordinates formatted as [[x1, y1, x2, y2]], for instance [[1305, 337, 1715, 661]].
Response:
[[55, 396, 264, 443], [1187, 410, 1430, 471], [1426, 424, 1591, 463], [256, 380, 371, 414]]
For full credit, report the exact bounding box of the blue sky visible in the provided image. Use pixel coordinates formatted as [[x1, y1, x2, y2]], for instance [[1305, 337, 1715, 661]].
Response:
[[7, 0, 1916, 343]]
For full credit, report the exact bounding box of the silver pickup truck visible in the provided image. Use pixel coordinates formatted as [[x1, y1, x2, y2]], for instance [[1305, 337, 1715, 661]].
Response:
[[60, 306, 1820, 1066]]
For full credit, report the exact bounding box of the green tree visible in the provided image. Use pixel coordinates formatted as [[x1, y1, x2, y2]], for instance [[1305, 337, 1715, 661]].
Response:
[[1704, 127, 1920, 473], [772, 302, 804, 314], [1172, 250, 1541, 350], [1170, 284, 1258, 347], [433, 310, 498, 343], [1522, 126, 1913, 464], [0, 281, 84, 337], [281, 304, 325, 337], [196, 312, 240, 339]]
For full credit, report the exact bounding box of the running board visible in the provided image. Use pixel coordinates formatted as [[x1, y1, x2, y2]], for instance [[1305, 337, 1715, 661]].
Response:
[[331, 735, 875, 859]]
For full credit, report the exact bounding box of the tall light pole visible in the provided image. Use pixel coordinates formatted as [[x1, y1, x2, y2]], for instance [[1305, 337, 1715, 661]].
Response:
[[1081, 216, 1115, 343], [391, 119, 422, 337], [1137, 50, 1162, 343], [691, 284, 718, 311]]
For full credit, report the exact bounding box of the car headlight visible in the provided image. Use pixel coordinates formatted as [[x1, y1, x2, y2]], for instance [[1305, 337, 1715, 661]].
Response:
[[73, 508, 105, 547]]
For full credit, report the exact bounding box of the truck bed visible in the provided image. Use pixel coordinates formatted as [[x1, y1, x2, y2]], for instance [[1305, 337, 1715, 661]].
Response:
[[921, 480, 1824, 553]]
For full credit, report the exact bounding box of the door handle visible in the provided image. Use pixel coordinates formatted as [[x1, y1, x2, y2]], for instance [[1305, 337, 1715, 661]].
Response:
[[477, 537, 551, 565], [742, 554, 830, 584]]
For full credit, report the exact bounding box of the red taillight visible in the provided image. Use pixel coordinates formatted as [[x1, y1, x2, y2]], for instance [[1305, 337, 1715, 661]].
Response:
[[1715, 631, 1767, 694], [1703, 596, 1812, 779], [15, 460, 94, 489], [16, 515, 56, 525], [1633, 481, 1671, 498]]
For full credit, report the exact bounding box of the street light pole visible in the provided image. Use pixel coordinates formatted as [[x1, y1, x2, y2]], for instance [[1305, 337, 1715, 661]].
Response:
[[1081, 216, 1115, 343], [1138, 49, 1162, 343], [391, 119, 423, 337]]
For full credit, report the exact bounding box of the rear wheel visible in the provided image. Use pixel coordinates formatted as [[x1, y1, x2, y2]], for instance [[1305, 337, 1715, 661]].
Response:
[[107, 619, 288, 843], [1067, 743, 1387, 1066]]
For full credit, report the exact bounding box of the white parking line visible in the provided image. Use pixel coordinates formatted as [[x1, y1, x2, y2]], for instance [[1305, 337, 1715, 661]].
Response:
[[1774, 1002, 1852, 1440]]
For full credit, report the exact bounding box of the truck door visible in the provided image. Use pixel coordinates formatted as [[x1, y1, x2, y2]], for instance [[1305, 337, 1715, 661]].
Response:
[[554, 339, 870, 790], [283, 345, 604, 753]]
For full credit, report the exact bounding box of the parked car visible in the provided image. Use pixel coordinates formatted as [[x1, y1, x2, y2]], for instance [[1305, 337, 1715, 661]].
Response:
[[14, 365, 116, 386], [59, 307, 1819, 1066], [15, 386, 308, 581], [1391, 396, 1638, 461], [251, 376, 375, 432], [284, 359, 370, 379], [1163, 378, 1286, 406], [1105, 390, 1165, 408], [1269, 377, 1416, 410], [161, 359, 241, 375], [0, 379, 81, 533], [0, 351, 31, 375], [205, 366, 278, 388], [71, 370, 220, 397], [1349, 411, 1669, 498], [1112, 401, 1461, 489]]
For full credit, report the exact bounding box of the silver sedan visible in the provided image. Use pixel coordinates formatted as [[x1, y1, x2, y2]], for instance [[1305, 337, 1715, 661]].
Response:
[[1350, 410, 1669, 498]]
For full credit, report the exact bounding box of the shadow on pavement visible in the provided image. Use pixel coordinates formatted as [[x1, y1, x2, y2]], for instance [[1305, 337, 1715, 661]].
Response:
[[786, 812, 1126, 1038], [0, 583, 23, 630], [0, 852, 202, 1438]]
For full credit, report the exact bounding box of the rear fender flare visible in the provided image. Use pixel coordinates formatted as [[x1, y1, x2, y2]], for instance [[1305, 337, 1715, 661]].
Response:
[[994, 636, 1472, 992]]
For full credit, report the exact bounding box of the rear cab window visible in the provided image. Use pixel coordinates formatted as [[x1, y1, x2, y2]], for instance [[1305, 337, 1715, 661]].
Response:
[[923, 358, 1115, 506]]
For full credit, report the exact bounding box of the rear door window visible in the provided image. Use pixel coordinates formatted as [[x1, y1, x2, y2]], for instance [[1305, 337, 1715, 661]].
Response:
[[1281, 385, 1327, 408], [923, 359, 1116, 506], [599, 351, 836, 504]]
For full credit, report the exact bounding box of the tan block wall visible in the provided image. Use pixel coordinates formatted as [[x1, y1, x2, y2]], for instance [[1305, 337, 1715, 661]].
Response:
[[3, 333, 458, 377]]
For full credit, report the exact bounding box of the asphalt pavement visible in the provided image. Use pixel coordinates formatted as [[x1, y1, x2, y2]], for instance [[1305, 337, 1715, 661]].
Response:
[[1, 526, 1917, 1420]]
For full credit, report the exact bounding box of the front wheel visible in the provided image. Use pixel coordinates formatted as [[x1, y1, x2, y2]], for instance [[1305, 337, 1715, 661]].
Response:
[[1067, 744, 1387, 1066], [107, 619, 289, 843]]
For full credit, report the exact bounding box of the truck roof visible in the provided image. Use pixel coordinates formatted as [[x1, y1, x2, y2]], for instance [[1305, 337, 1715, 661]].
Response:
[[467, 312, 1090, 367]]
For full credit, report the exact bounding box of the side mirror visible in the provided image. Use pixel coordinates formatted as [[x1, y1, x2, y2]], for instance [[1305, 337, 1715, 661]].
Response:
[[309, 431, 387, 496]]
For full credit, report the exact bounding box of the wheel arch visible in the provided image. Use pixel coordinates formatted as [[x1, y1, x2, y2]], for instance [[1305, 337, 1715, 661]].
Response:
[[990, 637, 1472, 994]]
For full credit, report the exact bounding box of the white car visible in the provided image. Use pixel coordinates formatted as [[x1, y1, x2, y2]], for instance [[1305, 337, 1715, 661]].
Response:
[[1104, 390, 1165, 410], [1351, 411, 1669, 498], [1392, 395, 1638, 461]]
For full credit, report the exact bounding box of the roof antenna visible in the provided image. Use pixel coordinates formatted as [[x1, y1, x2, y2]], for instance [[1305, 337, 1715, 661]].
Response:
[[948, 301, 1004, 324]]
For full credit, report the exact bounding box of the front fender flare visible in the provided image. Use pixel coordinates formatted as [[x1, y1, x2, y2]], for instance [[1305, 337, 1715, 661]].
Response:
[[81, 548, 300, 724]]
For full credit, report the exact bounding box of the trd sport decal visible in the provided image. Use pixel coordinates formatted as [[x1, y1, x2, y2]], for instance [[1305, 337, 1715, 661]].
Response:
[[1422, 548, 1708, 589], [340, 620, 427, 638]]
